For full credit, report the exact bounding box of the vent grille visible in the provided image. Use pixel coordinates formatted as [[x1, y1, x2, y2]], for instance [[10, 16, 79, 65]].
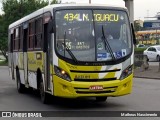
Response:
[[70, 69, 121, 73], [74, 78, 117, 82]]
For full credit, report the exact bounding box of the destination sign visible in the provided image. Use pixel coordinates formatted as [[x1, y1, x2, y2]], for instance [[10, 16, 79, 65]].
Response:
[[64, 13, 119, 22]]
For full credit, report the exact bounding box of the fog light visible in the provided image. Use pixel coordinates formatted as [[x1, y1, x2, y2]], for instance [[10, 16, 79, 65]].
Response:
[[123, 83, 127, 87], [63, 85, 67, 89]]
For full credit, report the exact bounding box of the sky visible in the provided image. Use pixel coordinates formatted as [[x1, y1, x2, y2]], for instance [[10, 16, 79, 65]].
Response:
[[0, 0, 160, 20]]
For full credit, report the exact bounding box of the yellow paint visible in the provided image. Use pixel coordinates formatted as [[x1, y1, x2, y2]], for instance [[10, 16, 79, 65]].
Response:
[[58, 59, 102, 80], [50, 59, 133, 98], [53, 73, 133, 98], [27, 52, 44, 72], [139, 39, 157, 45], [104, 71, 115, 78]]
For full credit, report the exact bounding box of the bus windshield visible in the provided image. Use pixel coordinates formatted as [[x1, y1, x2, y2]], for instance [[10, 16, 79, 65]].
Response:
[[55, 9, 132, 62]]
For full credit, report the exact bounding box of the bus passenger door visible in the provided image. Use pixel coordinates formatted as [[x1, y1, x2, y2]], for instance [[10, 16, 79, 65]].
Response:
[[44, 23, 50, 92], [23, 23, 29, 87], [43, 13, 52, 93]]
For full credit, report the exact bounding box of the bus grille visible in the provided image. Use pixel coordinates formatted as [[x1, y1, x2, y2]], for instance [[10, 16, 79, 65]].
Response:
[[74, 78, 117, 82], [70, 69, 121, 73]]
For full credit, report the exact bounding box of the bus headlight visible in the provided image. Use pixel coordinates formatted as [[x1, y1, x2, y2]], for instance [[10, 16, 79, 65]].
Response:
[[120, 65, 133, 80], [54, 66, 71, 81]]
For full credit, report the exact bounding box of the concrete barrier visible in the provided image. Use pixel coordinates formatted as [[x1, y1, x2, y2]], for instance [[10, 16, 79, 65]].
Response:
[[134, 54, 149, 70]]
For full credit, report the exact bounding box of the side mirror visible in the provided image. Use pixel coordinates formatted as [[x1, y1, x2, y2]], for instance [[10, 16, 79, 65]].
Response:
[[131, 23, 137, 45]]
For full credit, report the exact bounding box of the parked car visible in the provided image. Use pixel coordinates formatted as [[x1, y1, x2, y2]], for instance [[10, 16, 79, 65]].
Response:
[[136, 44, 145, 48], [143, 45, 160, 61]]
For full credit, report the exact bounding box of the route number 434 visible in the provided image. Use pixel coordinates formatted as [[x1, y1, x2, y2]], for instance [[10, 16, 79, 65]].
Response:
[[64, 13, 79, 21]]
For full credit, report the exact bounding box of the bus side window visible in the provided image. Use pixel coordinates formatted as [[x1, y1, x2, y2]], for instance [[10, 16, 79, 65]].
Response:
[[9, 29, 14, 52], [10, 33, 13, 52], [19, 26, 23, 51], [35, 17, 42, 49], [28, 21, 35, 50], [23, 28, 28, 52], [13, 28, 19, 51]]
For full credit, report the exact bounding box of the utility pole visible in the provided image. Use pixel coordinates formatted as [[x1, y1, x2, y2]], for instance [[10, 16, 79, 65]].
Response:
[[48, 0, 50, 5], [89, 0, 91, 4]]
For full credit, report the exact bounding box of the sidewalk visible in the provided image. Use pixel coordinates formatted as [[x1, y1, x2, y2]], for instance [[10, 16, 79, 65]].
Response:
[[134, 65, 160, 79]]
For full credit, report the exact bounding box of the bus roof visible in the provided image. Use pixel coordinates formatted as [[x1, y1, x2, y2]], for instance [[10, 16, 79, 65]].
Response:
[[45, 3, 126, 9], [9, 4, 127, 29]]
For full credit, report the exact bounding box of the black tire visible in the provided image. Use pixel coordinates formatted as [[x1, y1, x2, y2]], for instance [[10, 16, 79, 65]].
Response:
[[40, 80, 50, 104], [96, 97, 107, 102], [157, 55, 160, 62], [16, 70, 25, 93]]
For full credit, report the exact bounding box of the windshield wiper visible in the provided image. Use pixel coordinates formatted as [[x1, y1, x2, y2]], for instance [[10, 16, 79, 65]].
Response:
[[62, 31, 78, 63], [101, 25, 116, 61]]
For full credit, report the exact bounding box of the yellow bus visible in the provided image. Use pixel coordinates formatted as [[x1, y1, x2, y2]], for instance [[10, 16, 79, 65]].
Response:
[[8, 4, 136, 103], [136, 30, 160, 45]]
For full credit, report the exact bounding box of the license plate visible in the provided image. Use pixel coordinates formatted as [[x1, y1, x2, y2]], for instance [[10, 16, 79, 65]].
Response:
[[89, 85, 103, 90]]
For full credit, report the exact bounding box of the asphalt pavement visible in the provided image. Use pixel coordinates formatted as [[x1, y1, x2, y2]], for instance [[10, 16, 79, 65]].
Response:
[[0, 66, 160, 120]]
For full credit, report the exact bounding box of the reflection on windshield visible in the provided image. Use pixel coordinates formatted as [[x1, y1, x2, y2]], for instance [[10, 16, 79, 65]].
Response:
[[55, 9, 132, 62], [101, 25, 116, 61]]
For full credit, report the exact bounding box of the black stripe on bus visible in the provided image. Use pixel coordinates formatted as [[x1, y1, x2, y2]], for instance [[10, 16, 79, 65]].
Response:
[[70, 69, 121, 73]]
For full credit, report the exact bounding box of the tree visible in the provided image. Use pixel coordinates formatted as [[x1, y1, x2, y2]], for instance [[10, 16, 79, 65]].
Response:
[[0, 14, 8, 60], [51, 0, 59, 4], [0, 0, 58, 60], [134, 20, 143, 32]]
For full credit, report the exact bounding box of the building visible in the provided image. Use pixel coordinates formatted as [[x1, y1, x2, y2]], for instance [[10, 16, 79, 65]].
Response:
[[136, 12, 160, 45], [135, 19, 143, 28], [143, 12, 160, 30]]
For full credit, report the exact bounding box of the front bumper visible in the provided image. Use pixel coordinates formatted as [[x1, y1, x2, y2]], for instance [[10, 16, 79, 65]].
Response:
[[53, 74, 133, 98]]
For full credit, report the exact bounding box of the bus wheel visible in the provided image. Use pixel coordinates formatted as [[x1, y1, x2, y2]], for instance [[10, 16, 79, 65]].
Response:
[[96, 97, 107, 102], [40, 80, 50, 104], [16, 70, 25, 93]]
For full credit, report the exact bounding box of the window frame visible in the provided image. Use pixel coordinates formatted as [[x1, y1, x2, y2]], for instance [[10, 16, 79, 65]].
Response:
[[28, 20, 35, 50], [34, 17, 43, 50], [13, 27, 21, 51]]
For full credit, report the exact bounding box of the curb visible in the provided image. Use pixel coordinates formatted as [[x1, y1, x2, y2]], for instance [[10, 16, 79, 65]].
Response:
[[134, 76, 160, 80]]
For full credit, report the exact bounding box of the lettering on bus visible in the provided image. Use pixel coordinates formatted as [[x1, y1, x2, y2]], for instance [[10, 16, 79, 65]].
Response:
[[93, 14, 119, 22], [64, 13, 119, 22], [75, 74, 90, 79], [65, 41, 90, 50], [28, 59, 36, 65]]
